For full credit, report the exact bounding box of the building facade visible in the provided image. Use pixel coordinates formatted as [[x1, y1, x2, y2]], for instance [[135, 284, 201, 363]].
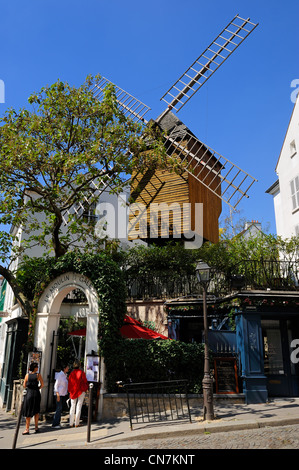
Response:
[[266, 94, 299, 238]]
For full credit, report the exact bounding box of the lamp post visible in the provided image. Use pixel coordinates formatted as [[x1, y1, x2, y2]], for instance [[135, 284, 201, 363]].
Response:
[[196, 261, 214, 421]]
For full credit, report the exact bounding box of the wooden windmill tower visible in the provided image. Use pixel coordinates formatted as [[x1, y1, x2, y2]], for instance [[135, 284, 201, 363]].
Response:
[[66, 14, 259, 246]]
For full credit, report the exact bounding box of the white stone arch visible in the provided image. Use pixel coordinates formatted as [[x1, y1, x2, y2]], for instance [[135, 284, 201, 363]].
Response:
[[35, 272, 99, 411]]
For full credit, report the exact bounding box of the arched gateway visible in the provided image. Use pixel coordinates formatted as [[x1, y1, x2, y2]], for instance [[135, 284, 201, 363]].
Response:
[[34, 272, 100, 411]]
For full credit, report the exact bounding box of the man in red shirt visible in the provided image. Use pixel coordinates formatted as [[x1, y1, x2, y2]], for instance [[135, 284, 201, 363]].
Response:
[[68, 360, 89, 427]]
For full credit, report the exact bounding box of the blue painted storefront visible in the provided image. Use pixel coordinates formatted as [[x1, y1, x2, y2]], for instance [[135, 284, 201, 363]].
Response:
[[235, 310, 299, 403], [235, 313, 268, 404], [167, 297, 299, 403], [208, 309, 299, 403]]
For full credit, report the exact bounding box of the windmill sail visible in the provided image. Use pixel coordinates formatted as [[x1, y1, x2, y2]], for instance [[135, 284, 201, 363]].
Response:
[[62, 79, 150, 224], [63, 14, 259, 224], [160, 14, 258, 113], [91, 77, 151, 123], [160, 114, 257, 210]]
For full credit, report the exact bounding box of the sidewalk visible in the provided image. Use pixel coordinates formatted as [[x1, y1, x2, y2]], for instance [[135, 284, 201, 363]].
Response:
[[1, 397, 299, 449]]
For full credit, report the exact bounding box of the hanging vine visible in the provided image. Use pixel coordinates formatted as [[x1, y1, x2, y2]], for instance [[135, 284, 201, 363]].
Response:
[[16, 251, 127, 358]]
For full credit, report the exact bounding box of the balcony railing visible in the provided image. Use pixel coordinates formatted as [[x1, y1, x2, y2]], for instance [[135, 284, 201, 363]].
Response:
[[126, 273, 202, 300], [232, 259, 299, 292], [125, 260, 299, 301]]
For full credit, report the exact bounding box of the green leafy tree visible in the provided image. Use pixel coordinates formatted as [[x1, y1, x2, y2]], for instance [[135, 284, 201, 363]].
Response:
[[0, 75, 167, 316]]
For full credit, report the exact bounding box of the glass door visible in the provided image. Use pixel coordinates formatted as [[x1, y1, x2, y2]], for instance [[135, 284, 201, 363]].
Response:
[[287, 319, 299, 396], [262, 319, 289, 396], [262, 318, 299, 397]]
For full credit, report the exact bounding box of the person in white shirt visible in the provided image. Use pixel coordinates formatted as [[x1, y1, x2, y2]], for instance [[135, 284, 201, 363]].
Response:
[[52, 365, 69, 428]]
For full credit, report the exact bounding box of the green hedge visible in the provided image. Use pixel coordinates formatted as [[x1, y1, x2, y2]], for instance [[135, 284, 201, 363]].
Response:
[[102, 337, 205, 394]]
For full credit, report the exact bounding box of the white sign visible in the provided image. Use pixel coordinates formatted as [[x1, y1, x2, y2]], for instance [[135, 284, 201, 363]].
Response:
[[86, 355, 100, 382]]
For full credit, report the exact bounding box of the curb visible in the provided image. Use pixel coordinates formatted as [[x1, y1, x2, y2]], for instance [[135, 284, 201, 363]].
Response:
[[98, 416, 299, 444], [256, 417, 299, 429]]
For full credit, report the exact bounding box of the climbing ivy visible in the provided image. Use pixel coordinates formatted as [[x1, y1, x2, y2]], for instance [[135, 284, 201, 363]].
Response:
[[16, 251, 127, 360]]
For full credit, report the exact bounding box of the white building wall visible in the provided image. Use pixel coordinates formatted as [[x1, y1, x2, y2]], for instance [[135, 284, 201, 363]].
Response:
[[273, 95, 299, 238]]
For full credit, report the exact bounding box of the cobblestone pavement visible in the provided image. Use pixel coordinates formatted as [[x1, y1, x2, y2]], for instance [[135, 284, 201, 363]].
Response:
[[86, 424, 299, 449]]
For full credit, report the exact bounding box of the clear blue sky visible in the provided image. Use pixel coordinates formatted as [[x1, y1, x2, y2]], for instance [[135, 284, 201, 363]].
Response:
[[1, 0, 298, 235]]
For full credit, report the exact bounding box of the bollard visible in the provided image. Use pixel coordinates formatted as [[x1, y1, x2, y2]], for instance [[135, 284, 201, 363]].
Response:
[[12, 389, 27, 449], [86, 383, 93, 443]]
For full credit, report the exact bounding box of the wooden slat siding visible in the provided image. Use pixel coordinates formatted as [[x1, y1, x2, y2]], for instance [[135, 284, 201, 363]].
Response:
[[129, 168, 190, 239], [129, 139, 222, 243], [187, 137, 222, 244]]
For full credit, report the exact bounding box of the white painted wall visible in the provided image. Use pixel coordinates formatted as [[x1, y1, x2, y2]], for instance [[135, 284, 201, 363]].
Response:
[[271, 95, 299, 239]]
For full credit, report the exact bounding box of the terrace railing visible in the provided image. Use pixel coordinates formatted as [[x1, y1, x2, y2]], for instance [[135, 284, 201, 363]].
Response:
[[234, 259, 299, 291], [120, 380, 192, 430], [125, 260, 299, 301]]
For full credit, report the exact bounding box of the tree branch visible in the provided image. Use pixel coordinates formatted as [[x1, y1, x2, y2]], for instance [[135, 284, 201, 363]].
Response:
[[0, 265, 31, 317]]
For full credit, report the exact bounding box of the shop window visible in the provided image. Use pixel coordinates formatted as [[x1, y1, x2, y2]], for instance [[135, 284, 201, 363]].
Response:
[[287, 320, 299, 375], [262, 320, 284, 375]]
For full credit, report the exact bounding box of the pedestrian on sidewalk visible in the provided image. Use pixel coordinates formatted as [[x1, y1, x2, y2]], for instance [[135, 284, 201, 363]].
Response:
[[52, 364, 69, 429], [22, 362, 44, 435], [68, 360, 88, 428]]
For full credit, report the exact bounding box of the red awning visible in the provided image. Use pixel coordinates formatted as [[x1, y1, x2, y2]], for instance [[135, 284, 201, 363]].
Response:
[[68, 328, 86, 337], [68, 315, 169, 340], [120, 315, 169, 340]]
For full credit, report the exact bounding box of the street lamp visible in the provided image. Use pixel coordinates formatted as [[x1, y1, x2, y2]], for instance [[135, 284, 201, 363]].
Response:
[[196, 261, 214, 421]]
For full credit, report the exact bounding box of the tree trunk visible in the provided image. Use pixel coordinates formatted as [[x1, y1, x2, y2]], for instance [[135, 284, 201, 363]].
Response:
[[0, 265, 32, 317]]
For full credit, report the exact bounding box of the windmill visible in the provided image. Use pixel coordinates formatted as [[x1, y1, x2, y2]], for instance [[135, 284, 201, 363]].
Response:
[[66, 14, 259, 245]]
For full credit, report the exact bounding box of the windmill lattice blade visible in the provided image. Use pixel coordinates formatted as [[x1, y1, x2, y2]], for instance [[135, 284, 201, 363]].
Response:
[[160, 14, 258, 113], [61, 176, 112, 225], [62, 78, 150, 225], [91, 77, 151, 123], [164, 128, 257, 210]]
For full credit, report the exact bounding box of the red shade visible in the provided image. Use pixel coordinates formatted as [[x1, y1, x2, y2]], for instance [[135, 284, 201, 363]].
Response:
[[120, 315, 169, 340], [68, 328, 86, 337], [68, 315, 169, 340]]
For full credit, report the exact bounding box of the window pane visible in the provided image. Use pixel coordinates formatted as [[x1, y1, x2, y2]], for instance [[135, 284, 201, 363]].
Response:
[[262, 320, 284, 375], [292, 195, 297, 210], [287, 323, 297, 375]]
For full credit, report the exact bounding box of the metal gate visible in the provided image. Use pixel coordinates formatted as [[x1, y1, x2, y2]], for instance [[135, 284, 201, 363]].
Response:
[[121, 380, 192, 430]]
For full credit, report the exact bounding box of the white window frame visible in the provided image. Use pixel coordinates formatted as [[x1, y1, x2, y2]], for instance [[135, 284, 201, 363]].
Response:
[[290, 139, 297, 158], [290, 175, 299, 211]]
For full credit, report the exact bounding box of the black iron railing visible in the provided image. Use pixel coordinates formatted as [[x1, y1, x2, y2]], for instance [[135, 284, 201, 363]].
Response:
[[125, 260, 299, 300], [126, 272, 230, 299], [126, 273, 201, 300], [120, 380, 192, 430], [234, 259, 299, 291]]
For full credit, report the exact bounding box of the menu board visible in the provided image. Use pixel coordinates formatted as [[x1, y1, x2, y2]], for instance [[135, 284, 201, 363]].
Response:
[[214, 357, 239, 394], [86, 355, 100, 382], [27, 351, 42, 373]]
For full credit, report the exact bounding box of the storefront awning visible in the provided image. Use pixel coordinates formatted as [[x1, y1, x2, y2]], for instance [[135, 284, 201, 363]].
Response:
[[68, 315, 169, 340], [68, 328, 86, 337], [121, 315, 169, 339]]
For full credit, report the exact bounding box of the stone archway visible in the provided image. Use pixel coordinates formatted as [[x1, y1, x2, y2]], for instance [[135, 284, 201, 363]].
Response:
[[34, 272, 99, 411]]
